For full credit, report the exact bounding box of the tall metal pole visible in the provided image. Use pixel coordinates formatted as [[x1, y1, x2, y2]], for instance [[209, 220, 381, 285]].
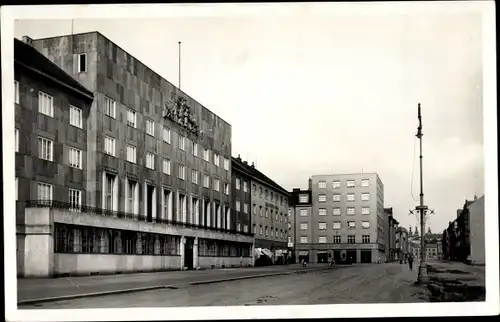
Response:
[[416, 103, 429, 284], [178, 41, 181, 90]]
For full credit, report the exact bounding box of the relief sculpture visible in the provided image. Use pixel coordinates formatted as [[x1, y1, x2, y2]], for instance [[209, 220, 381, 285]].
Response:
[[163, 95, 199, 136]]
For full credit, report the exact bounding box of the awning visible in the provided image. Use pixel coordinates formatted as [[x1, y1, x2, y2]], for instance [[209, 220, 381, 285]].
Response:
[[261, 248, 274, 258], [253, 248, 264, 259], [298, 251, 309, 256], [317, 251, 328, 254]]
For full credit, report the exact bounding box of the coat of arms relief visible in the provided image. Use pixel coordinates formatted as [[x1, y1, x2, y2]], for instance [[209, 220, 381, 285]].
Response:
[[163, 95, 199, 136]]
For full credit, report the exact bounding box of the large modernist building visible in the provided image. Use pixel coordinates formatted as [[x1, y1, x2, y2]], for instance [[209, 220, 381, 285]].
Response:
[[16, 32, 253, 277], [291, 173, 387, 263], [289, 186, 313, 263], [231, 157, 290, 261]]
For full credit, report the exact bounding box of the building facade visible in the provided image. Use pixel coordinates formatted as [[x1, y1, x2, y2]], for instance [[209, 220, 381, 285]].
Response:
[[18, 32, 253, 277], [289, 188, 313, 263], [468, 195, 485, 265], [14, 37, 95, 276], [297, 173, 386, 264], [395, 226, 409, 261], [231, 156, 252, 239], [384, 207, 399, 262]]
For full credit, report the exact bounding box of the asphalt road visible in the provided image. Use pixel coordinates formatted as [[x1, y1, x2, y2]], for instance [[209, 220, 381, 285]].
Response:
[[21, 263, 426, 308]]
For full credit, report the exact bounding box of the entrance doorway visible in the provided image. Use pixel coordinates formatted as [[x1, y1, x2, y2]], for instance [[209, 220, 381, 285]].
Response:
[[361, 250, 372, 263], [346, 249, 357, 263], [333, 250, 342, 262], [184, 237, 194, 270], [317, 252, 328, 263]]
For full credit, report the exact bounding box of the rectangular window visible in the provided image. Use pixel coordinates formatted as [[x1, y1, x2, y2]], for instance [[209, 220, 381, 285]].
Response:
[[203, 175, 210, 188], [300, 236, 308, 244], [236, 200, 241, 212], [346, 180, 355, 188], [236, 223, 241, 232], [361, 179, 370, 187], [160, 159, 169, 175], [347, 207, 355, 215], [347, 235, 356, 243], [223, 158, 230, 170], [104, 173, 115, 210], [347, 193, 355, 202], [146, 152, 155, 170], [362, 235, 370, 243], [333, 236, 341, 244], [318, 181, 326, 188], [260, 225, 263, 235], [214, 153, 220, 166], [127, 109, 136, 128], [318, 222, 327, 230], [192, 142, 198, 157], [265, 208, 269, 218], [128, 180, 138, 214], [333, 207, 341, 215], [126, 145, 136, 164], [243, 181, 248, 192], [362, 207, 370, 215], [104, 96, 116, 119], [15, 80, 19, 104], [69, 105, 83, 128], [78, 53, 87, 72], [253, 204, 257, 215], [191, 170, 198, 184], [318, 236, 327, 243], [333, 221, 341, 229], [68, 147, 82, 169], [38, 137, 53, 161], [347, 221, 356, 229], [15, 177, 18, 201], [318, 194, 326, 202], [300, 223, 308, 230], [224, 183, 229, 195], [146, 119, 155, 136], [214, 179, 220, 192], [300, 209, 308, 217], [361, 193, 370, 201], [236, 178, 240, 190], [38, 91, 54, 117], [362, 221, 370, 229], [243, 203, 248, 214], [37, 182, 53, 202], [178, 136, 185, 150], [333, 194, 341, 202], [259, 187, 263, 198], [318, 208, 327, 216], [69, 189, 82, 211], [243, 225, 248, 233], [271, 228, 274, 237], [178, 164, 186, 180], [332, 181, 341, 189], [15, 129, 19, 152], [259, 206, 263, 217], [163, 126, 171, 143], [104, 136, 115, 156]]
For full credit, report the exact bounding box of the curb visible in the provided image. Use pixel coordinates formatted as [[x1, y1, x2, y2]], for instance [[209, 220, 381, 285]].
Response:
[[18, 267, 341, 306]]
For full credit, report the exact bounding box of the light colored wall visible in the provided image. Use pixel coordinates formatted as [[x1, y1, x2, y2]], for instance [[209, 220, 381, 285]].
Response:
[[55, 254, 182, 275], [198, 256, 252, 269], [469, 196, 485, 264]]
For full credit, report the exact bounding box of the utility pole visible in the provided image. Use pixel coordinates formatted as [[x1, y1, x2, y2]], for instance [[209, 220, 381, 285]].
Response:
[[415, 103, 429, 284]]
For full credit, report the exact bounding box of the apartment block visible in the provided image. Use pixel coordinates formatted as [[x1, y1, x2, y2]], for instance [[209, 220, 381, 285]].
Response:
[[297, 173, 386, 263], [17, 32, 253, 277]]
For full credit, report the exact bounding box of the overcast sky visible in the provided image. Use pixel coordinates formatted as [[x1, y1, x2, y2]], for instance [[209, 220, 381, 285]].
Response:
[[14, 5, 485, 233]]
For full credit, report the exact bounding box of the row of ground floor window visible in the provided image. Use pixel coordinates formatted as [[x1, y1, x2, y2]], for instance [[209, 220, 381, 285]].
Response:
[[294, 248, 386, 264], [18, 222, 254, 277]]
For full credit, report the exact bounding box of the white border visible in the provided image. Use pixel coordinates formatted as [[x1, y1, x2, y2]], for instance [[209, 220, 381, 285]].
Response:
[[2, 2, 498, 321]]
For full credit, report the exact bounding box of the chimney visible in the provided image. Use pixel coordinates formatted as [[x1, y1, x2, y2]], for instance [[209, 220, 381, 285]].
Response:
[[243, 161, 248, 165], [308, 177, 312, 190], [237, 154, 241, 161], [251, 162, 255, 168], [22, 36, 34, 46]]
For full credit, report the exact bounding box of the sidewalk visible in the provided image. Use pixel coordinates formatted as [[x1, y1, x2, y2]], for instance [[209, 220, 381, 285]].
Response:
[[18, 263, 337, 304]]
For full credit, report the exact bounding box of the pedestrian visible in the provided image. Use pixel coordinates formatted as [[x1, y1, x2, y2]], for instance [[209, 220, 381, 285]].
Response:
[[408, 254, 414, 271]]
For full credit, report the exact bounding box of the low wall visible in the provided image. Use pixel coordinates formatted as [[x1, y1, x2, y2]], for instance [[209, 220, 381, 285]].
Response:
[[198, 256, 253, 269], [54, 254, 182, 276]]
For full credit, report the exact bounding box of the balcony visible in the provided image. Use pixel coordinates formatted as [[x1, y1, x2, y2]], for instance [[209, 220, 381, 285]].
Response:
[[25, 200, 254, 237]]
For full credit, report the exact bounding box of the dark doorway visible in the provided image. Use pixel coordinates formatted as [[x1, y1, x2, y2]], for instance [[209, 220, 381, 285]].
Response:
[[184, 237, 194, 270], [346, 249, 357, 263], [146, 185, 154, 222], [333, 250, 342, 262], [317, 252, 328, 263], [298, 253, 309, 263], [361, 250, 372, 263]]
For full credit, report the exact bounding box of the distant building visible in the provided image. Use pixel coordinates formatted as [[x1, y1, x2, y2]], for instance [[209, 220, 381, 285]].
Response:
[[426, 243, 438, 260], [293, 173, 386, 264], [468, 196, 485, 265], [289, 187, 313, 263], [395, 226, 409, 260], [385, 208, 398, 261]]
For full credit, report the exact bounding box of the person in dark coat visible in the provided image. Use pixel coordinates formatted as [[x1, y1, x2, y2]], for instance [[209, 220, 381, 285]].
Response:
[[408, 254, 414, 271]]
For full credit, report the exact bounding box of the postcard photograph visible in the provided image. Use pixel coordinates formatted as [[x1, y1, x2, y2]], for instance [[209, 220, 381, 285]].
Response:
[[2, 2, 498, 321]]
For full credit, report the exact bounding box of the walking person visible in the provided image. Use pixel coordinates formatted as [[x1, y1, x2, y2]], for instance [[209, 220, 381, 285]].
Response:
[[408, 254, 414, 271]]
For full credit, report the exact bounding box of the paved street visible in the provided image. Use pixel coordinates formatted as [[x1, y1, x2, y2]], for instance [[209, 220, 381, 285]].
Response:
[[20, 263, 426, 308]]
